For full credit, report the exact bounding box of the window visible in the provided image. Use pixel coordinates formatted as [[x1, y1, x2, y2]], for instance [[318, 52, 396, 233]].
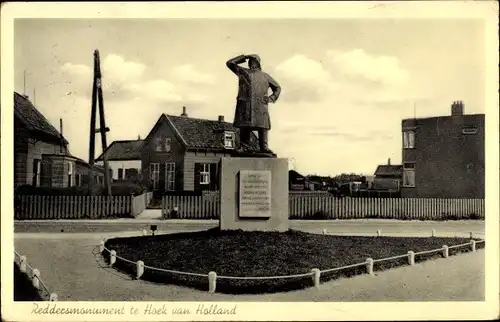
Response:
[[67, 162, 73, 187], [165, 162, 175, 191], [118, 168, 124, 180], [125, 168, 139, 181], [32, 159, 41, 186], [150, 163, 160, 190], [403, 162, 415, 187], [156, 136, 171, 152], [403, 131, 415, 149], [200, 164, 210, 184], [224, 131, 235, 149], [76, 174, 81, 186], [462, 127, 478, 135]]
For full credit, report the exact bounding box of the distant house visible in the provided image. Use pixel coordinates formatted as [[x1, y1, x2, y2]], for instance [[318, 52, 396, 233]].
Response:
[[140, 107, 261, 192], [95, 139, 143, 182], [401, 101, 484, 198], [14, 92, 103, 189], [289, 170, 306, 190], [373, 159, 402, 191]]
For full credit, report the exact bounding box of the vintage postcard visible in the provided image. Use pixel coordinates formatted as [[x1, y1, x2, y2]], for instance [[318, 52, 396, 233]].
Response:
[[1, 1, 499, 321]]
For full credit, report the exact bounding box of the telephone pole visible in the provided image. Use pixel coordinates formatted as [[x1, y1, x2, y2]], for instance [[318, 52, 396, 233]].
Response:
[[88, 49, 112, 196]]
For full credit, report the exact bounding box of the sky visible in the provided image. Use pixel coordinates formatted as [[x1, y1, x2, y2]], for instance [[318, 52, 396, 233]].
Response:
[[14, 18, 485, 176]]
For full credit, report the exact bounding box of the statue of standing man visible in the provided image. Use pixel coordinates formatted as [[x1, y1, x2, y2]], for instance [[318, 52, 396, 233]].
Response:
[[226, 54, 281, 154]]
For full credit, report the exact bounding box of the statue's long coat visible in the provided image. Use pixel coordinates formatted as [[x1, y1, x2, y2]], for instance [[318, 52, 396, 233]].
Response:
[[226, 55, 281, 130]]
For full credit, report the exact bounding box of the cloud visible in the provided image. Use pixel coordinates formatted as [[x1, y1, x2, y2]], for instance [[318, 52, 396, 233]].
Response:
[[101, 54, 147, 86], [171, 64, 215, 85]]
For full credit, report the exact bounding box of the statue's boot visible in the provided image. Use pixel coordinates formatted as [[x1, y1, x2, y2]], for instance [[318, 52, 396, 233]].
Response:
[[258, 129, 273, 154]]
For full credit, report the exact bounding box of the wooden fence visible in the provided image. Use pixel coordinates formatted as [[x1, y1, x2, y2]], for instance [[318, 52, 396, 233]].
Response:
[[15, 192, 152, 220], [162, 193, 485, 220]]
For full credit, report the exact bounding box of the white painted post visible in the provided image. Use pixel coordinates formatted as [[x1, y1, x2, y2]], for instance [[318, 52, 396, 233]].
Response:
[[19, 256, 27, 273], [442, 245, 449, 258], [366, 258, 374, 275], [50, 293, 58, 301], [377, 229, 381, 237], [470, 240, 476, 252], [432, 229, 436, 237], [408, 251, 415, 265], [99, 240, 105, 252], [208, 271, 217, 293], [142, 228, 148, 236], [322, 229, 327, 235], [469, 232, 473, 239], [110, 250, 117, 266], [311, 268, 321, 288], [136, 261, 144, 279], [32, 269, 40, 289]]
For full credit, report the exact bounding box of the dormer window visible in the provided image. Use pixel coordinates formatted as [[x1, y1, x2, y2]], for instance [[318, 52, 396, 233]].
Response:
[[156, 136, 171, 152], [224, 131, 235, 149]]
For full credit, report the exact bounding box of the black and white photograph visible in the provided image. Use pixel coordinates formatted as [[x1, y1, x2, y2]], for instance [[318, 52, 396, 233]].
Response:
[[1, 1, 498, 321]]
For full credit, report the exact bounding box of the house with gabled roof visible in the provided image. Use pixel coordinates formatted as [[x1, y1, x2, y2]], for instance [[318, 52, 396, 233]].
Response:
[[372, 158, 402, 191], [140, 106, 261, 192], [14, 92, 103, 189], [95, 139, 143, 181]]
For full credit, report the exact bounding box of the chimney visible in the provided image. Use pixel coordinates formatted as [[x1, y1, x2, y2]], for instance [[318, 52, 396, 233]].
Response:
[[218, 115, 225, 122], [181, 106, 188, 117], [387, 158, 391, 165], [451, 100, 464, 116]]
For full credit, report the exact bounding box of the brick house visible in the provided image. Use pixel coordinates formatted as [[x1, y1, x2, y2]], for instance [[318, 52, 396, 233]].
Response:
[[14, 92, 103, 189], [95, 139, 143, 182], [372, 159, 402, 191], [139, 107, 261, 192], [401, 101, 485, 198]]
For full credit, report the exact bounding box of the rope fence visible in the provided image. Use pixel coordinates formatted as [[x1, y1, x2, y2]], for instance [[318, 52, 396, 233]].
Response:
[[14, 250, 58, 301], [100, 229, 485, 293]]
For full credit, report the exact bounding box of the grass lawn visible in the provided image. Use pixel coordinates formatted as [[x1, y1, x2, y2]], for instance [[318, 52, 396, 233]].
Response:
[[103, 228, 484, 294], [14, 263, 43, 301]]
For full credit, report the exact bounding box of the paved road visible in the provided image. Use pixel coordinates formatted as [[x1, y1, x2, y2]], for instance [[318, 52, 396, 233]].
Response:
[[14, 234, 484, 301], [14, 219, 485, 238]]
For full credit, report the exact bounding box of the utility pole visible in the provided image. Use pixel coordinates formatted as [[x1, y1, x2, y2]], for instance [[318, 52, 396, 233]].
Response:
[[23, 70, 27, 96], [88, 49, 112, 196]]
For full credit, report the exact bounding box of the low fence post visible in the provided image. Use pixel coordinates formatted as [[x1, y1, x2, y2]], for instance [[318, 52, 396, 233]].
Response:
[[469, 232, 473, 239], [377, 229, 381, 237], [442, 245, 449, 258], [432, 229, 436, 237], [20, 255, 27, 273], [32, 269, 40, 289], [366, 258, 374, 275], [142, 228, 148, 236], [407, 251, 415, 265], [470, 240, 476, 252], [99, 240, 105, 253], [136, 261, 144, 279], [110, 250, 117, 266], [311, 268, 320, 288], [322, 229, 327, 235], [50, 293, 58, 301], [208, 271, 217, 293]]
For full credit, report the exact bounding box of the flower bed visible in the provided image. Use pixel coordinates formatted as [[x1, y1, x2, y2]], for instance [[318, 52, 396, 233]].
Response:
[[102, 228, 484, 294]]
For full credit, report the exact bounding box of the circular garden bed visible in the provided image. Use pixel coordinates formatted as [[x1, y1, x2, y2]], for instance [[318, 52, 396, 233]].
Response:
[[102, 228, 484, 294]]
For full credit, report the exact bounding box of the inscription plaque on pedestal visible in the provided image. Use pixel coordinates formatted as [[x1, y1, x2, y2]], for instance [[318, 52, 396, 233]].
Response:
[[239, 170, 272, 218]]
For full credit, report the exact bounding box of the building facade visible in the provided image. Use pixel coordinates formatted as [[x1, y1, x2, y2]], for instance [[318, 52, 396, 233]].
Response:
[[95, 140, 143, 182], [401, 101, 485, 198], [372, 159, 402, 191]]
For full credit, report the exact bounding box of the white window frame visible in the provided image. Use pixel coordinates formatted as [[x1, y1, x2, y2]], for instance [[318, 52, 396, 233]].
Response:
[[165, 162, 175, 191], [67, 162, 73, 187], [224, 131, 236, 149], [402, 162, 415, 187], [150, 163, 160, 190], [403, 130, 415, 149], [32, 159, 41, 187], [200, 164, 210, 185]]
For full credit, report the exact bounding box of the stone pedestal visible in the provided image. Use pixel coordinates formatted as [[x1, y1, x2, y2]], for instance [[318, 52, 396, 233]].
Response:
[[219, 157, 289, 232]]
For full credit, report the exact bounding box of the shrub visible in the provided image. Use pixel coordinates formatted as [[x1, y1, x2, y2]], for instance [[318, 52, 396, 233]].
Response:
[[15, 182, 147, 196]]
